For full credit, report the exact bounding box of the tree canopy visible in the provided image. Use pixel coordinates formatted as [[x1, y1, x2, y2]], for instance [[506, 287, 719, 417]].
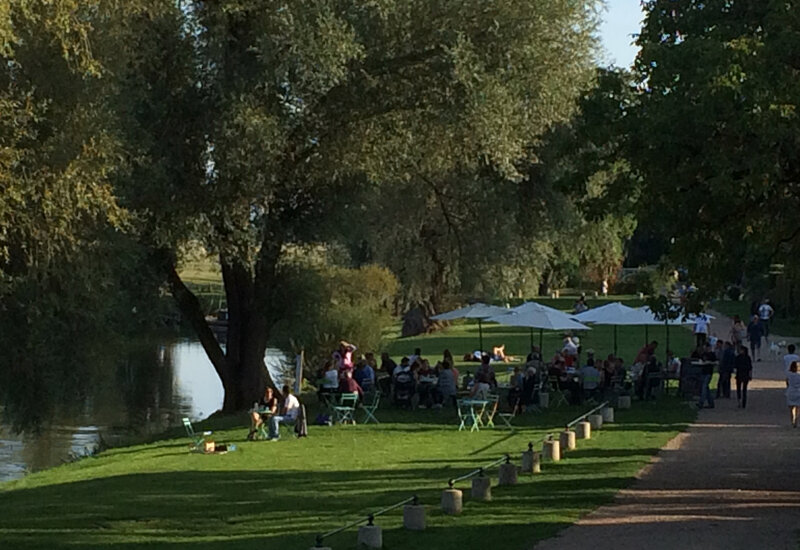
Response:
[[629, 0, 800, 293]]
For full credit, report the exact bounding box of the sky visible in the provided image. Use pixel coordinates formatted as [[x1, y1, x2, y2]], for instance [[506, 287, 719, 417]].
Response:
[[599, 0, 645, 68]]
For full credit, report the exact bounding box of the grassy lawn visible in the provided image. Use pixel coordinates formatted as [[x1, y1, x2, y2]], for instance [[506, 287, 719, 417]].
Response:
[[0, 398, 695, 549], [0, 277, 700, 549]]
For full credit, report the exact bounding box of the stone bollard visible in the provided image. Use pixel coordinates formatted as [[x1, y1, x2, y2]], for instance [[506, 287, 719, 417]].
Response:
[[441, 488, 463, 515], [357, 524, 383, 549], [576, 420, 591, 440], [560, 429, 576, 452], [471, 475, 492, 501], [589, 414, 603, 430], [538, 392, 550, 409], [602, 406, 615, 423], [403, 504, 426, 531], [498, 462, 518, 486], [521, 444, 534, 473], [617, 395, 631, 409], [543, 438, 561, 462]]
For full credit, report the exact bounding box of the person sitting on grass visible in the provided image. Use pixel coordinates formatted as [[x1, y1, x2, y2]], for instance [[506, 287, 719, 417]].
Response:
[[267, 385, 300, 441], [249, 386, 279, 440]]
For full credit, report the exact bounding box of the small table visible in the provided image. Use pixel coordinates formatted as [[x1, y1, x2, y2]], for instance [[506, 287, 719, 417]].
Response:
[[458, 399, 489, 431]]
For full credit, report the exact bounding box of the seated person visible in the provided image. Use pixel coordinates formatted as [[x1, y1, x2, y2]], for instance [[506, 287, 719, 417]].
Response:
[[338, 370, 364, 398], [267, 386, 300, 441], [470, 372, 492, 398], [434, 361, 459, 408], [318, 361, 339, 399], [520, 366, 539, 411], [353, 359, 375, 392], [461, 370, 475, 391], [585, 349, 595, 367], [580, 363, 602, 393], [573, 297, 589, 313], [526, 346, 543, 363], [562, 336, 579, 358], [417, 359, 436, 408], [477, 355, 498, 388], [249, 386, 279, 439]]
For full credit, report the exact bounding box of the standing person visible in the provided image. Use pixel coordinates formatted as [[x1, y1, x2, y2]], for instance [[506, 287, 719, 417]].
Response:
[[730, 315, 747, 349], [693, 312, 711, 348], [786, 361, 800, 427], [758, 299, 774, 343], [716, 341, 735, 399], [697, 344, 716, 409], [601, 279, 609, 297], [747, 315, 765, 362], [783, 344, 800, 379], [734, 345, 753, 409]]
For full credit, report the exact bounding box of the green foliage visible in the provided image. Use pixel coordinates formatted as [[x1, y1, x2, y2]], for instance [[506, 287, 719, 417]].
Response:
[[628, 1, 800, 293], [271, 260, 399, 367]]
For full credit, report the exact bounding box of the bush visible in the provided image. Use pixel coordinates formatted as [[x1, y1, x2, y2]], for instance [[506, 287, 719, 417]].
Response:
[[270, 263, 399, 371]]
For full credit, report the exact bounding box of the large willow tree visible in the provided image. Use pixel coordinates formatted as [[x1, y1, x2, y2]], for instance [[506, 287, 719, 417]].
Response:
[[2, 1, 601, 411]]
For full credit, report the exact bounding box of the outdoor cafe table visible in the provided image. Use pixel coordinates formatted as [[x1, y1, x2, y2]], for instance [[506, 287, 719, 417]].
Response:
[[459, 398, 490, 431]]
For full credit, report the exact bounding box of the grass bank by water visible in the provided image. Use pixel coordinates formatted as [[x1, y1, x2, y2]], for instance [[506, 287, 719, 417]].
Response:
[[0, 397, 695, 549]]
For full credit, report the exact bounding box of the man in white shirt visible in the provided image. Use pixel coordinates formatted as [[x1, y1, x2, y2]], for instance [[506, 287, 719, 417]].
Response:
[[758, 300, 774, 342], [693, 313, 710, 348], [267, 385, 300, 441], [783, 344, 800, 379]]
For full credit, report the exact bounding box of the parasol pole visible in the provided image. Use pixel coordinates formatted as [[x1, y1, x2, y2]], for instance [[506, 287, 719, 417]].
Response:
[[539, 328, 544, 351], [478, 319, 484, 353], [614, 325, 618, 357]]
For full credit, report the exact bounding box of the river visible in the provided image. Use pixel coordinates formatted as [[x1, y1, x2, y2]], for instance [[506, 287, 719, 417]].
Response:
[[0, 338, 290, 483]]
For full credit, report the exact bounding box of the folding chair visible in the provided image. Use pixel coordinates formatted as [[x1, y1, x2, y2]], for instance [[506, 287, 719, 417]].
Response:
[[548, 376, 568, 407], [182, 417, 211, 452], [360, 391, 380, 424], [483, 394, 499, 428], [333, 392, 359, 424]]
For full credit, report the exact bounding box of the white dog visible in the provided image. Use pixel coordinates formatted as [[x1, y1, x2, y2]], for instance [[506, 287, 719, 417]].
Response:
[[770, 340, 788, 358]]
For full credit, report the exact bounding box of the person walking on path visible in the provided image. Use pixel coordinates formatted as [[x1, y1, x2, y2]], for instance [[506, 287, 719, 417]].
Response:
[[747, 315, 765, 362], [786, 361, 800, 428], [734, 345, 753, 409], [758, 299, 774, 343], [716, 341, 735, 398], [730, 315, 747, 349], [697, 343, 716, 409], [783, 344, 799, 379]]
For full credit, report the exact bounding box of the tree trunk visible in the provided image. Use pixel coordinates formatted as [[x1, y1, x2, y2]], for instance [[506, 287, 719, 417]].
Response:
[[167, 255, 277, 413]]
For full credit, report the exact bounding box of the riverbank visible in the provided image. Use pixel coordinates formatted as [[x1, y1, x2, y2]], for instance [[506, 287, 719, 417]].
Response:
[[0, 396, 695, 549]]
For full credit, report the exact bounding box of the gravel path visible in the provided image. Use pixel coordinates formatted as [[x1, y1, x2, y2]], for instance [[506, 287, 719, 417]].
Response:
[[534, 312, 800, 550]]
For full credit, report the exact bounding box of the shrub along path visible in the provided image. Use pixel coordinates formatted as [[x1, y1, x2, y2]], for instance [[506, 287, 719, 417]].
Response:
[[534, 312, 800, 550]]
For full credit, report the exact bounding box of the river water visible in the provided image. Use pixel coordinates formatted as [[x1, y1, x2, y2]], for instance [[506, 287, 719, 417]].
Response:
[[0, 338, 289, 483]]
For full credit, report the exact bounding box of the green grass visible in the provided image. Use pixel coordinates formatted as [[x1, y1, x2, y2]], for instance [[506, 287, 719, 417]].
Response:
[[0, 398, 695, 549]]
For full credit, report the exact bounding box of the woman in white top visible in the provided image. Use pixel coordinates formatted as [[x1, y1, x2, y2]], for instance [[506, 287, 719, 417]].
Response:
[[785, 361, 800, 428]]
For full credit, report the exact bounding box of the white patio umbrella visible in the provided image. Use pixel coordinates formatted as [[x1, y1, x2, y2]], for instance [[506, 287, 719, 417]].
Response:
[[572, 302, 637, 355], [431, 303, 510, 352], [487, 302, 590, 349]]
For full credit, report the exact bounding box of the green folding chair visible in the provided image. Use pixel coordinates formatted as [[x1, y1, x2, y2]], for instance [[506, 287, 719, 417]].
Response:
[[483, 394, 499, 428], [360, 391, 380, 424], [456, 399, 480, 432], [333, 392, 359, 424], [182, 417, 211, 452]]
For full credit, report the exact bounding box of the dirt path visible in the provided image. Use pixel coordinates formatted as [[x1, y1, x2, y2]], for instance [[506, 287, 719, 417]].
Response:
[[533, 312, 800, 550]]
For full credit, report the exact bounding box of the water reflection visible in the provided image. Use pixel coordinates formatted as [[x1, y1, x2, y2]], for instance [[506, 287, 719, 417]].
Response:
[[0, 338, 224, 483]]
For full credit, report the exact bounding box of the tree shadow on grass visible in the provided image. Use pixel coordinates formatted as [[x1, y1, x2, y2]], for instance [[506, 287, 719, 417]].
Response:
[[0, 468, 638, 550]]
